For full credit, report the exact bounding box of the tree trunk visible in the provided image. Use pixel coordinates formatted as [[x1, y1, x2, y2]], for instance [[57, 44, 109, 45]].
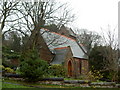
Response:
[[23, 26, 54, 62]]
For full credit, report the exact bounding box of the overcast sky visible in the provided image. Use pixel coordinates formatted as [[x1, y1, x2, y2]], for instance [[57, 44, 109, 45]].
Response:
[[59, 0, 119, 33]]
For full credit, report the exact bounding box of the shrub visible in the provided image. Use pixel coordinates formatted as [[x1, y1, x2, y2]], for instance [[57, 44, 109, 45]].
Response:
[[86, 70, 103, 81], [15, 67, 21, 74], [5, 67, 14, 73], [48, 64, 66, 77], [0, 65, 5, 70], [20, 50, 49, 81]]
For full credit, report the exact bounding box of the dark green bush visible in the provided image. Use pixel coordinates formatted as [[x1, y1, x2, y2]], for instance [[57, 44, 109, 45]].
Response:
[[20, 50, 49, 81], [48, 64, 66, 77], [2, 46, 20, 68]]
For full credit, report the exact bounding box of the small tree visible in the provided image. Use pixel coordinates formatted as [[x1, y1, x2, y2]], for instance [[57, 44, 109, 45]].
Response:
[[20, 50, 48, 82]]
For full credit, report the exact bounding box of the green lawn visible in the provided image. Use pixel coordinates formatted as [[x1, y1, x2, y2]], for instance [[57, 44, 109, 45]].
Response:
[[2, 78, 67, 88], [2, 82, 33, 88], [2, 79, 68, 88], [2, 78, 80, 88], [2, 78, 118, 89]]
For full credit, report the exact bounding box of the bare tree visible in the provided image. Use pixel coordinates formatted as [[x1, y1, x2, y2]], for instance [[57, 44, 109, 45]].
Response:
[[16, 0, 75, 52], [41, 29, 69, 48], [0, 0, 29, 44], [74, 29, 101, 56], [101, 25, 118, 81], [1, 0, 75, 62], [0, 0, 19, 31]]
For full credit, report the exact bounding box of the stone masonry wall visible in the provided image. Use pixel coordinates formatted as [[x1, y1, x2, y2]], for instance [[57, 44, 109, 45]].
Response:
[[81, 60, 89, 75]]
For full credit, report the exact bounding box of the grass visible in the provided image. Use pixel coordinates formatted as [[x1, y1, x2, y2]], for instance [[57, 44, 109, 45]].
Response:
[[2, 78, 91, 88], [3, 77, 117, 89], [2, 82, 33, 88], [64, 77, 82, 80], [2, 79, 67, 88]]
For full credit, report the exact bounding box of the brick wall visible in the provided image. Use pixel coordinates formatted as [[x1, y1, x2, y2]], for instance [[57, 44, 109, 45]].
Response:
[[39, 34, 54, 63], [64, 47, 74, 77], [40, 46, 54, 63], [64, 47, 89, 78], [81, 60, 89, 75], [73, 58, 81, 77]]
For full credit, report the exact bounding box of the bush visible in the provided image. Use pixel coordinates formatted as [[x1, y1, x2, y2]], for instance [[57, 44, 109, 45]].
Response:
[[15, 67, 21, 74], [86, 70, 103, 81], [20, 50, 49, 81], [0, 65, 5, 70], [5, 67, 14, 73], [48, 64, 66, 77]]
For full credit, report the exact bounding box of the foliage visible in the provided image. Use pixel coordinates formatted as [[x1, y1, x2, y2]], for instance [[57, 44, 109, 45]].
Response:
[[89, 45, 105, 71], [2, 46, 20, 59], [2, 31, 21, 52], [86, 70, 103, 81], [2, 46, 21, 68], [100, 26, 118, 82], [20, 50, 49, 81], [11, 32, 21, 52], [89, 45, 119, 82], [3, 53, 20, 59], [2, 31, 21, 68], [106, 70, 118, 82], [4, 67, 15, 73], [0, 65, 5, 74], [118, 70, 120, 83], [48, 64, 66, 77], [0, 65, 5, 69], [15, 67, 21, 74]]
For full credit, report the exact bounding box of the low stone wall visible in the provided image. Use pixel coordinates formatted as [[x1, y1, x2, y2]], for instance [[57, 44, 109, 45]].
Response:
[[4, 73, 22, 78], [39, 79, 120, 88], [3, 74, 120, 88], [64, 80, 91, 84], [90, 82, 117, 88], [40, 77, 64, 81], [39, 81, 64, 85]]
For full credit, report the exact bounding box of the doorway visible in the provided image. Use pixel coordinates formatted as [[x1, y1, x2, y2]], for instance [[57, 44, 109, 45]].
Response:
[[68, 61, 72, 77]]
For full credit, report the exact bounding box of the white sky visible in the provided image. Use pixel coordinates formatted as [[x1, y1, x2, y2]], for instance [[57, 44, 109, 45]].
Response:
[[59, 0, 119, 33]]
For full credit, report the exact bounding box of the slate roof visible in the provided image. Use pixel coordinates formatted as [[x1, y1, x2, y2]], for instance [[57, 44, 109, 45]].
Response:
[[40, 28, 88, 60], [50, 47, 69, 64]]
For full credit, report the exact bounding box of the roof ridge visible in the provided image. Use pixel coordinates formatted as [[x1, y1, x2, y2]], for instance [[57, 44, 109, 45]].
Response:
[[41, 28, 84, 46]]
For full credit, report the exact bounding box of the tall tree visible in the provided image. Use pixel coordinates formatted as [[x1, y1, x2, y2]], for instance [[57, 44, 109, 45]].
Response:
[[74, 29, 101, 56], [17, 0, 75, 53], [0, 0, 19, 31], [1, 0, 74, 61], [2, 31, 21, 52], [100, 25, 118, 81], [89, 45, 105, 71]]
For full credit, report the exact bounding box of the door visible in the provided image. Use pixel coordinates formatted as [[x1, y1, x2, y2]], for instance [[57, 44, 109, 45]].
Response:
[[68, 61, 72, 77]]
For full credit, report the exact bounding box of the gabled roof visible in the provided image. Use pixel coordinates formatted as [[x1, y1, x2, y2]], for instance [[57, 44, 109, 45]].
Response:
[[50, 47, 69, 64], [40, 28, 88, 59], [41, 28, 76, 41]]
